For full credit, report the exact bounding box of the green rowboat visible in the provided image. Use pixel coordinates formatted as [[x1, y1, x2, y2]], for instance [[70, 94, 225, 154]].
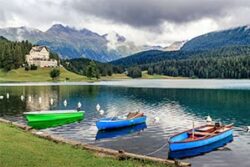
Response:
[[24, 110, 85, 123], [27, 116, 84, 129]]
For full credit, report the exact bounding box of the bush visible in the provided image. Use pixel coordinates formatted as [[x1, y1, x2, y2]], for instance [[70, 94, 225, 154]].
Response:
[[148, 67, 154, 75], [30, 64, 38, 70], [50, 69, 60, 80], [24, 65, 30, 71], [127, 67, 142, 78]]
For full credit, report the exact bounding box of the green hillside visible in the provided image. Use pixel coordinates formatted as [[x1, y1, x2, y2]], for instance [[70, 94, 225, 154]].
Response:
[[0, 67, 88, 82], [112, 46, 250, 79]]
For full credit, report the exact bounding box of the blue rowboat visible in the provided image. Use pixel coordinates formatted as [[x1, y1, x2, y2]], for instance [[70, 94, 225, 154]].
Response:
[[96, 123, 147, 140], [96, 114, 147, 130], [168, 124, 233, 151], [169, 135, 233, 159]]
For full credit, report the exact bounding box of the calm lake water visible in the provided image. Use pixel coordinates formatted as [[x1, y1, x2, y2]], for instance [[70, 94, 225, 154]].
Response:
[[0, 79, 250, 167]]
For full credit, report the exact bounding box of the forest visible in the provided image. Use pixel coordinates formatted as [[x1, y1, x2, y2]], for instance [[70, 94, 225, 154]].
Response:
[[113, 46, 250, 79], [0, 36, 60, 71], [0, 36, 32, 71], [142, 56, 250, 78], [61, 58, 125, 78]]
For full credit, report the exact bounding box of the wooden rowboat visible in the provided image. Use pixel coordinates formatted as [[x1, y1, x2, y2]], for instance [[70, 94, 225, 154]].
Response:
[[168, 124, 233, 151]]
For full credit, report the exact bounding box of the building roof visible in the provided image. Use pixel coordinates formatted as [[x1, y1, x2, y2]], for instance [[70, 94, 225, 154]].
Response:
[[32, 46, 49, 52]]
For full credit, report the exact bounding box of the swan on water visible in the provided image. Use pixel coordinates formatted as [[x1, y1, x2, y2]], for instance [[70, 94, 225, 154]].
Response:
[[96, 104, 101, 111]]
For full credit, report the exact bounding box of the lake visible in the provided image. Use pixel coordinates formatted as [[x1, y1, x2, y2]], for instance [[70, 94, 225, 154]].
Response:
[[0, 79, 250, 167]]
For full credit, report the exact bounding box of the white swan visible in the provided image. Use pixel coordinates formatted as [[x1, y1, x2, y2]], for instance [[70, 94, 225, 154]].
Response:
[[96, 104, 101, 111]]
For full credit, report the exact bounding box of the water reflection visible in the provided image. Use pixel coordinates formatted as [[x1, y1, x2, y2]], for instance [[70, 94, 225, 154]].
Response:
[[0, 85, 250, 167], [96, 123, 147, 140]]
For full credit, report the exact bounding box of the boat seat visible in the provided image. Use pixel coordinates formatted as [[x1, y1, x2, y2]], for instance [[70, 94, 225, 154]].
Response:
[[196, 126, 215, 132], [127, 112, 144, 119], [188, 131, 214, 136], [214, 128, 229, 133]]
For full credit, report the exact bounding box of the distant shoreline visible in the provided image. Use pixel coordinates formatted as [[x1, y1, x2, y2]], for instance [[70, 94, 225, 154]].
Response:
[[0, 79, 249, 90]]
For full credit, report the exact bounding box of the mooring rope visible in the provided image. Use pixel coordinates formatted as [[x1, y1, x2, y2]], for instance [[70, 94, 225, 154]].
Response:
[[145, 142, 169, 156]]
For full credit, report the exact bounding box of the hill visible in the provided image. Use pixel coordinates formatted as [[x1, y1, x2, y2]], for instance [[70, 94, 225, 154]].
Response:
[[0, 67, 87, 82], [112, 46, 250, 79], [112, 46, 250, 67], [181, 25, 250, 51]]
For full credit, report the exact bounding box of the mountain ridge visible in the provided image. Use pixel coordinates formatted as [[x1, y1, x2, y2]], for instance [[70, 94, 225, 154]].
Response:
[[0, 24, 167, 62], [181, 25, 250, 51]]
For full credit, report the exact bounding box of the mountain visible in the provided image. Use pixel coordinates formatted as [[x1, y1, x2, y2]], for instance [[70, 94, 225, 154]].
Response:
[[0, 24, 120, 62], [112, 44, 250, 66], [181, 25, 250, 51], [0, 26, 44, 42], [112, 46, 250, 78], [0, 24, 163, 62], [37, 24, 117, 61], [111, 25, 250, 79]]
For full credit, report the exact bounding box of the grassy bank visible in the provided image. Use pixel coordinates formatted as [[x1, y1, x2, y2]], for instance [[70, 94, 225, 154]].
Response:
[[0, 123, 174, 167], [0, 67, 88, 82], [101, 71, 186, 80], [0, 68, 185, 83], [141, 71, 186, 79]]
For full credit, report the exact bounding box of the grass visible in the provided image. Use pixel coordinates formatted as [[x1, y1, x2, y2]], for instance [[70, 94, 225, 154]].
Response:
[[142, 71, 186, 79], [0, 123, 174, 167], [0, 67, 88, 82], [101, 71, 186, 80], [0, 68, 186, 83], [100, 73, 130, 80]]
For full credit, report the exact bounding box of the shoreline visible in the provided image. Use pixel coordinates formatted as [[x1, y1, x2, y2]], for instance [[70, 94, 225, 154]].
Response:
[[0, 118, 190, 167], [0, 79, 249, 90]]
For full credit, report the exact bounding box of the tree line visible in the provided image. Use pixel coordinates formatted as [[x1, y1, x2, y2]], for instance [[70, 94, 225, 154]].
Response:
[[113, 45, 250, 79], [140, 56, 250, 78], [0, 36, 32, 71], [112, 46, 250, 67], [0, 36, 60, 72], [61, 58, 125, 79]]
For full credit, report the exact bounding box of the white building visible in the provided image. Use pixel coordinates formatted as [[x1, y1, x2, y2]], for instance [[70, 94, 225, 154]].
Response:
[[26, 46, 58, 67]]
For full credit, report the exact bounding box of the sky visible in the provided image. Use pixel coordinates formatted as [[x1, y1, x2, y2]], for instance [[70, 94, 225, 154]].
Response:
[[0, 0, 250, 46]]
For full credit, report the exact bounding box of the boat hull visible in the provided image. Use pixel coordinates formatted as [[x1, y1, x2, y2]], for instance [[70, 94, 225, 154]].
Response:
[[169, 128, 233, 151], [169, 135, 233, 159], [24, 110, 84, 122], [96, 116, 147, 130], [28, 116, 84, 129]]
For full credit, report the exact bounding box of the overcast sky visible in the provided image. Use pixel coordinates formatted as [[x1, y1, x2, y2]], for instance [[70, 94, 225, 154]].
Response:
[[0, 0, 250, 46]]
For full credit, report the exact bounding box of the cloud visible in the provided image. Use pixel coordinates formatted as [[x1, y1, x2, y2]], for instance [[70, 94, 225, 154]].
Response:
[[67, 0, 250, 28], [0, 0, 250, 45]]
